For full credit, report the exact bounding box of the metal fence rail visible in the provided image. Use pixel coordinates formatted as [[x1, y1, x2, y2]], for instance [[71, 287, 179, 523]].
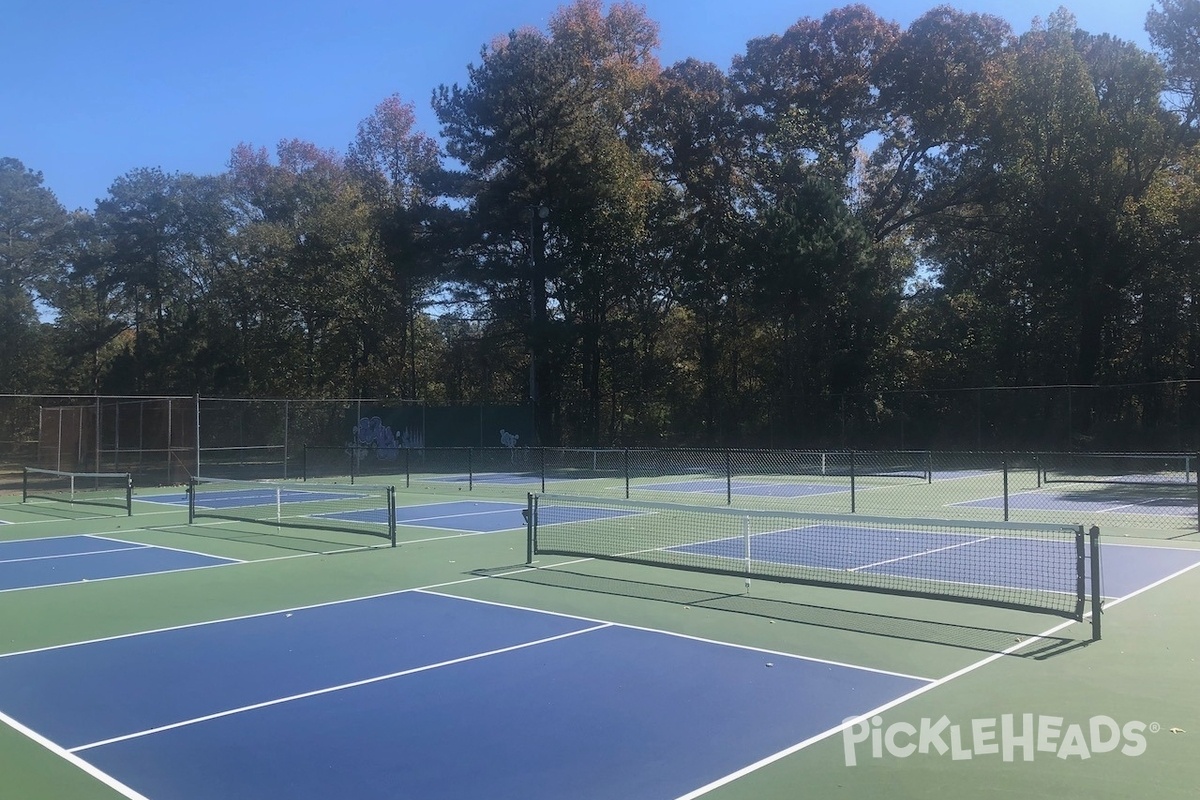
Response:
[[298, 446, 1199, 534]]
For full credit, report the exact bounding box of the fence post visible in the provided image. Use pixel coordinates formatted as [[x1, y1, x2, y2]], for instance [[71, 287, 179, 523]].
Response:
[[725, 449, 732, 506], [850, 450, 856, 513], [1002, 458, 1009, 522]]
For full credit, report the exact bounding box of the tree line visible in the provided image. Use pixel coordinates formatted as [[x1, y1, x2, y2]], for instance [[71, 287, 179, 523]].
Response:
[[3, 0, 1199, 448]]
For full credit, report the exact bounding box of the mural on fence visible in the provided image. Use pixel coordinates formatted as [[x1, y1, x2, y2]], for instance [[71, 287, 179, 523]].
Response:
[[350, 405, 533, 449], [349, 416, 424, 464]]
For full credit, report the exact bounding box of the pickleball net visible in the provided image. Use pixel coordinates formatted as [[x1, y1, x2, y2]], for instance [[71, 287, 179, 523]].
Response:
[[1039, 452, 1195, 488], [188, 476, 397, 546], [526, 493, 1101, 628], [22, 467, 133, 515]]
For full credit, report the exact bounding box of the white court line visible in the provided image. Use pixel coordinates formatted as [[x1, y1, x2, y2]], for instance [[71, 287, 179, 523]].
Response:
[[674, 614, 1085, 800], [415, 589, 933, 683], [0, 545, 149, 566], [654, 534, 1083, 604], [0, 511, 132, 526], [395, 506, 523, 525], [641, 481, 852, 498], [0, 532, 129, 547], [86, 534, 247, 564], [0, 560, 242, 597], [848, 536, 995, 572], [673, 552, 1200, 800], [4, 539, 1197, 795], [68, 623, 611, 753], [399, 500, 523, 513], [0, 588, 423, 660], [1096, 497, 1188, 514], [400, 528, 522, 543], [646, 522, 1083, 601], [131, 496, 190, 507], [396, 503, 636, 536], [0, 709, 149, 800], [945, 488, 1040, 507], [948, 488, 1196, 516]]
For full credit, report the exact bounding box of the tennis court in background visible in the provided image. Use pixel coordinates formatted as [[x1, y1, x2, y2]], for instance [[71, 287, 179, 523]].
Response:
[[1, 466, 1200, 799]]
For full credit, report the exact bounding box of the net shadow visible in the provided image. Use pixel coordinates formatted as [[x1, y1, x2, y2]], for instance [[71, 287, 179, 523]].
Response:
[[144, 522, 392, 557], [488, 566, 1088, 658], [0, 502, 129, 522]]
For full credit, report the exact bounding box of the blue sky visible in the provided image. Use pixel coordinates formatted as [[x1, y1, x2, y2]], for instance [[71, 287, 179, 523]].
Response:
[[3, 0, 1155, 212]]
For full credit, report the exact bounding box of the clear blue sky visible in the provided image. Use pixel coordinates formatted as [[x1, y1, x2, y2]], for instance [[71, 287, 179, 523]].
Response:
[[2, 0, 1156, 212]]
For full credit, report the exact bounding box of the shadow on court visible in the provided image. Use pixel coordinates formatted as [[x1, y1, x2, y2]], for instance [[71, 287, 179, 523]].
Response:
[[143, 523, 390, 557], [0, 502, 127, 523], [481, 566, 1090, 658]]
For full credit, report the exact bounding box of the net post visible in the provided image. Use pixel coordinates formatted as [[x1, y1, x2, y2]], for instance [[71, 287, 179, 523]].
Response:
[[849, 450, 856, 513], [388, 486, 397, 547], [125, 473, 133, 516], [405, 445, 411, 489], [624, 448, 630, 499], [21, 467, 29, 503], [1035, 453, 1042, 488], [525, 493, 536, 564], [187, 479, 196, 524], [742, 515, 751, 593], [468, 448, 474, 491], [540, 447, 546, 493], [927, 450, 933, 484], [1074, 524, 1086, 624], [274, 487, 282, 526], [1002, 458, 1010, 521], [1089, 525, 1102, 640], [349, 447, 356, 485]]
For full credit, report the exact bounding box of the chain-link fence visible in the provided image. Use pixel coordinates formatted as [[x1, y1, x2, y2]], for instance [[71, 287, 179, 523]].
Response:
[[819, 382, 1200, 452], [0, 395, 197, 490], [317, 447, 1195, 536], [2, 393, 1195, 535], [0, 395, 531, 492]]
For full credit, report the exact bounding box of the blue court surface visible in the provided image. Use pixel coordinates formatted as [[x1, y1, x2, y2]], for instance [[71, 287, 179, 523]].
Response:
[[638, 478, 850, 498], [954, 489, 1197, 517], [427, 472, 541, 485], [0, 535, 238, 592], [143, 487, 368, 510], [673, 526, 1200, 600], [326, 500, 637, 534], [0, 590, 930, 800]]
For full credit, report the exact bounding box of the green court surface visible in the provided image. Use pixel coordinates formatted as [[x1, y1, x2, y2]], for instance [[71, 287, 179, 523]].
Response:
[[1, 472, 1197, 800]]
